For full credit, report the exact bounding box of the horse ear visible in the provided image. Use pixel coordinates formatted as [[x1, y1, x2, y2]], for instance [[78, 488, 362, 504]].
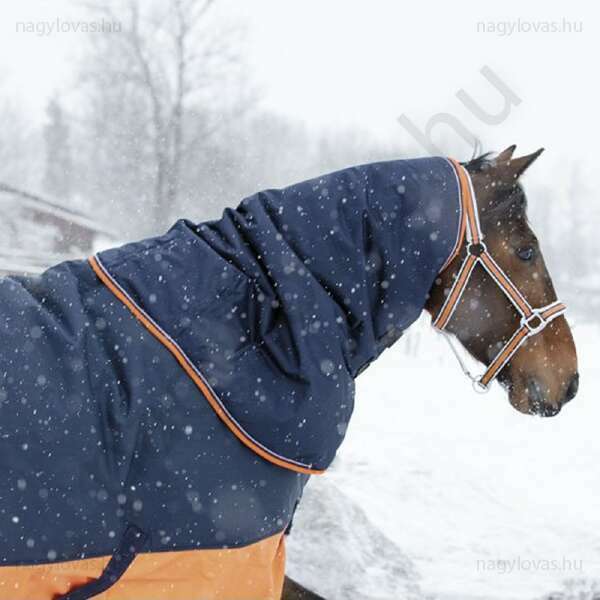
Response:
[[496, 148, 544, 182], [495, 145, 517, 163]]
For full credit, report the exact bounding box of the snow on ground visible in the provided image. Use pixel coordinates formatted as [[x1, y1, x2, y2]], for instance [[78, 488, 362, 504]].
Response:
[[288, 315, 600, 600], [287, 478, 422, 600]]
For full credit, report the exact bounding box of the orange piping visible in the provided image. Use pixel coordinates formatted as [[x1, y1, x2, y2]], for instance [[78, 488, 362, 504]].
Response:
[[88, 256, 324, 476], [440, 159, 468, 273], [448, 158, 481, 245], [480, 328, 529, 386], [435, 254, 478, 328], [480, 254, 532, 316]]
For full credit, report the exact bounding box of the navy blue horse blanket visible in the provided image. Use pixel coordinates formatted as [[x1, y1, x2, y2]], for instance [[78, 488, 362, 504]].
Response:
[[0, 157, 461, 599]]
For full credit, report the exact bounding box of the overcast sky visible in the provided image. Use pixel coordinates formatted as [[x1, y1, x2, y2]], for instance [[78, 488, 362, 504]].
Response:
[[0, 0, 596, 177]]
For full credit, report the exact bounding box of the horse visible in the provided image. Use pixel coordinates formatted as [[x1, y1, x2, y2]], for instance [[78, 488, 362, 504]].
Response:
[[0, 146, 577, 599]]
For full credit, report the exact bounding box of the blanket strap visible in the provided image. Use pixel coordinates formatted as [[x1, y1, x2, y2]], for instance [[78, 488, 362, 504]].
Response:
[[54, 524, 148, 600]]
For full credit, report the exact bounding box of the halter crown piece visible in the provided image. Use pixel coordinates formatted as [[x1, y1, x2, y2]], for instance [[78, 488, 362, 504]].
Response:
[[433, 159, 567, 392]]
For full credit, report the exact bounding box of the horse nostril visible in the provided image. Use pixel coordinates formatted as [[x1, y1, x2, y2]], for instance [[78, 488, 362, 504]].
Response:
[[564, 373, 580, 403], [542, 404, 561, 417], [526, 378, 545, 411]]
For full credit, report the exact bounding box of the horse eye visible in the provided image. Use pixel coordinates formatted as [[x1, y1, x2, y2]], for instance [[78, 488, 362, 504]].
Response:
[[516, 246, 535, 261]]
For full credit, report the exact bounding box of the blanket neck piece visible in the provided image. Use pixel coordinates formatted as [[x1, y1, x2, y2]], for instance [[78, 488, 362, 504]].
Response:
[[89, 157, 463, 474], [434, 159, 566, 392]]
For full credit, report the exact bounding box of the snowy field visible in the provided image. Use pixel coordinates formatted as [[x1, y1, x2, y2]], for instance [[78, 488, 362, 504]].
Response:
[[288, 314, 600, 600]]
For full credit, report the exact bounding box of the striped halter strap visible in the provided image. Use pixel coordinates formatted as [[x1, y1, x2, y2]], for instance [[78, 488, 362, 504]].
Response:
[[433, 158, 566, 392]]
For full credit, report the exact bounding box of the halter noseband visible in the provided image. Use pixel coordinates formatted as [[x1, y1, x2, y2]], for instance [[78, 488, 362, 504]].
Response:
[[433, 159, 567, 392]]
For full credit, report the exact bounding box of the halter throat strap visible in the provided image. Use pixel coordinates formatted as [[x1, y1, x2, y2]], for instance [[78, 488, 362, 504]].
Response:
[[433, 158, 566, 391]]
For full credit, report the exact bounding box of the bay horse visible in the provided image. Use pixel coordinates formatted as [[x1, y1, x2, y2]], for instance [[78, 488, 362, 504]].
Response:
[[0, 146, 577, 599]]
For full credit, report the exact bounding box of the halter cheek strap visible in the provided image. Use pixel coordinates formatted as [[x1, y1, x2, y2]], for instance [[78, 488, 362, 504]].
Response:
[[433, 158, 567, 392]]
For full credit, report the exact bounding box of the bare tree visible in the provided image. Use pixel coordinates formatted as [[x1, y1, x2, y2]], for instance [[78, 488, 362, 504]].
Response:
[[0, 78, 42, 192], [76, 0, 254, 234], [44, 97, 73, 200]]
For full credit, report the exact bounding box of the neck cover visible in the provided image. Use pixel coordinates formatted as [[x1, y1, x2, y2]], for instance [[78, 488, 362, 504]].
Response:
[[94, 156, 462, 473]]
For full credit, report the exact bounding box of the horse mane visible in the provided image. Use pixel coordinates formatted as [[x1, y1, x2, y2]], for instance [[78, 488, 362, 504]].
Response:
[[461, 151, 495, 173]]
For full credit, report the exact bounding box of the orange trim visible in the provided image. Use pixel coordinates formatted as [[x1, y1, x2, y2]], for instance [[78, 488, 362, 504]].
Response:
[[480, 254, 532, 316], [0, 531, 287, 600], [439, 160, 468, 273], [88, 256, 324, 476], [541, 302, 566, 319], [448, 158, 480, 245], [480, 327, 529, 386], [434, 254, 478, 329]]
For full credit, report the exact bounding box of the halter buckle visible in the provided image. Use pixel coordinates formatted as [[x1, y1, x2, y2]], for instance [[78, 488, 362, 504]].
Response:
[[521, 310, 546, 335]]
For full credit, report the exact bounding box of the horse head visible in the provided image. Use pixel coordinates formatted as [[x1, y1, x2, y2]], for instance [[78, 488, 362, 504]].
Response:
[[427, 146, 579, 416]]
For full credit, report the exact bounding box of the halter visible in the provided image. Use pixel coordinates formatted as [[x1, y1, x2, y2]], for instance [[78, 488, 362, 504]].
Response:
[[433, 159, 567, 392]]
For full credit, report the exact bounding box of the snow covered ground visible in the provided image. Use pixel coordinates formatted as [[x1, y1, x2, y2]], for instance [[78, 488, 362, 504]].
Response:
[[288, 314, 600, 600]]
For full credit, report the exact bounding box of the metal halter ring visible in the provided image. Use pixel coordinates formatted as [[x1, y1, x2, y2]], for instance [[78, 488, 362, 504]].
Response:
[[521, 310, 546, 335], [472, 378, 490, 394], [467, 241, 487, 257]]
